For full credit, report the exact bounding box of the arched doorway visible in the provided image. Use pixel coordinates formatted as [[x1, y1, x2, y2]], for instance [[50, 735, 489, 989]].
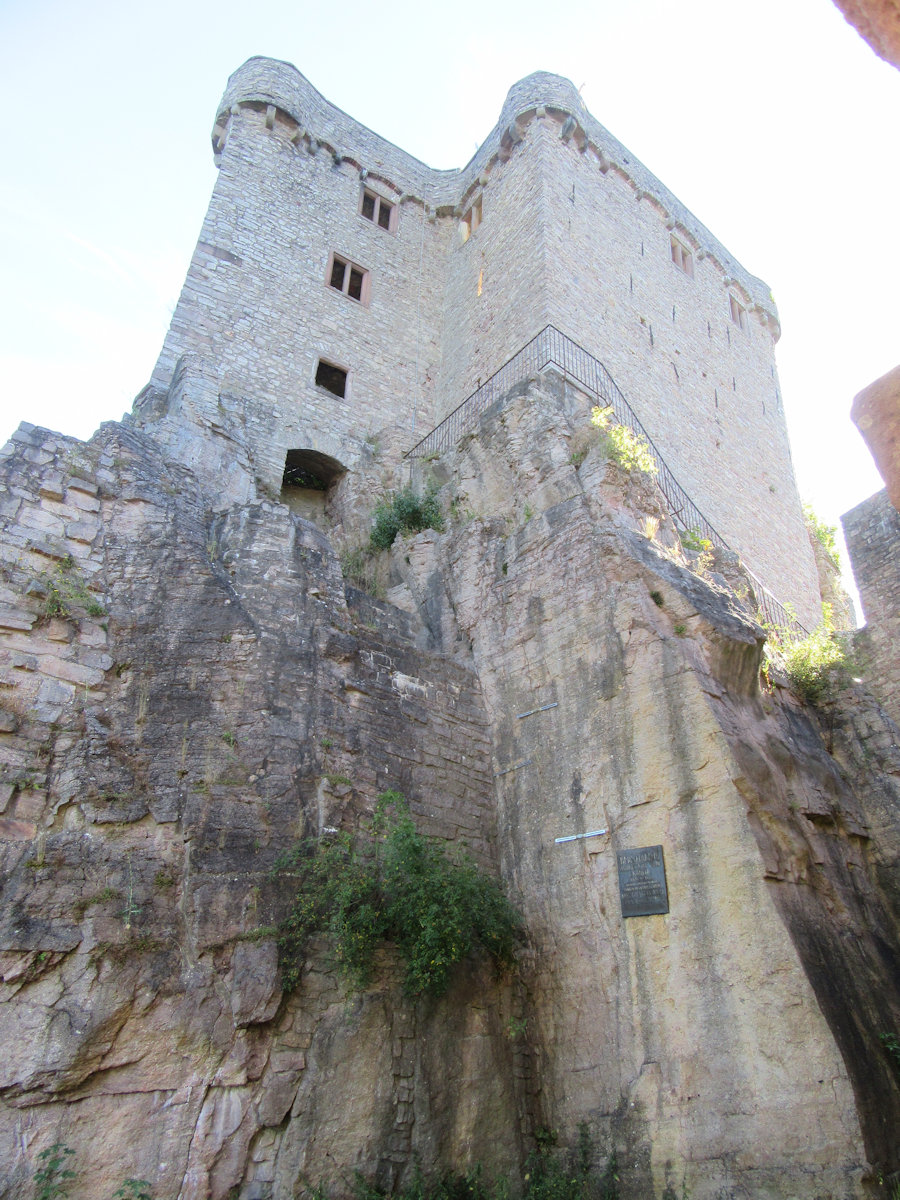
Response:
[[280, 448, 346, 524]]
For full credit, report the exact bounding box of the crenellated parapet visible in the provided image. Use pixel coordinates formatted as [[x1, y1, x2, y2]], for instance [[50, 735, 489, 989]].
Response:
[[213, 59, 779, 334]]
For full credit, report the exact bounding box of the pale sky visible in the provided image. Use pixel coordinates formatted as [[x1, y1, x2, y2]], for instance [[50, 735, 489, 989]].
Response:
[[1, 0, 897, 602]]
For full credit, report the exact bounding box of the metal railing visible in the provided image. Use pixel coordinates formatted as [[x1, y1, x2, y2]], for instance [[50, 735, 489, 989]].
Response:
[[406, 325, 808, 638]]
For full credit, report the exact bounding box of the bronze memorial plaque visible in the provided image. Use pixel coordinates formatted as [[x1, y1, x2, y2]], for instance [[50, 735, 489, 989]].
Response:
[[616, 845, 669, 918]]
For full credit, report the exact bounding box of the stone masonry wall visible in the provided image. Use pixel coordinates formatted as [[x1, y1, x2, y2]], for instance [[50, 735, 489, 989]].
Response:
[[535, 124, 819, 625], [139, 59, 819, 623], [842, 487, 900, 726], [147, 103, 449, 492]]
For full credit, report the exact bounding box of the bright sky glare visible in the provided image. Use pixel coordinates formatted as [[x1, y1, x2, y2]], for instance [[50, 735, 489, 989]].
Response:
[[1, 0, 897, 600]]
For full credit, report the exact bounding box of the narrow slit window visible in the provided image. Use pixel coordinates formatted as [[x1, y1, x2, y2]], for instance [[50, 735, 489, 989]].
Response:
[[729, 294, 748, 331], [460, 195, 483, 243], [327, 254, 369, 304], [360, 188, 395, 232], [315, 360, 348, 398], [670, 235, 694, 278]]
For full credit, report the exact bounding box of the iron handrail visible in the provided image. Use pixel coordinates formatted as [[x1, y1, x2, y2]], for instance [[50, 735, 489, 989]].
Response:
[[406, 325, 808, 638]]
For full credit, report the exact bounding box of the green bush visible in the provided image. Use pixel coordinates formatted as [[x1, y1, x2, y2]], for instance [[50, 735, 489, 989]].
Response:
[[590, 407, 658, 476], [34, 1144, 76, 1200], [678, 528, 712, 554], [802, 503, 840, 569], [783, 605, 849, 704], [880, 1031, 900, 1076], [273, 791, 520, 996], [370, 485, 444, 550], [112, 1183, 153, 1200], [339, 544, 385, 599]]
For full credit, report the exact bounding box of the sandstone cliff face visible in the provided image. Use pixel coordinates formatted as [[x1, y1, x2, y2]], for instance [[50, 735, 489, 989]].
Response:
[[0, 376, 898, 1200]]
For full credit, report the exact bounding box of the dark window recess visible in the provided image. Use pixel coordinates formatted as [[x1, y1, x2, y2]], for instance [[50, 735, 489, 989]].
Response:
[[347, 266, 364, 301], [283, 462, 327, 490], [315, 360, 348, 398], [328, 254, 368, 302], [282, 448, 346, 491], [361, 188, 394, 230]]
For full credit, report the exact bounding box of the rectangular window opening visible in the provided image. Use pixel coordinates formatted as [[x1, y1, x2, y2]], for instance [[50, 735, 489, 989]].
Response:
[[327, 253, 369, 303], [360, 188, 395, 232], [670, 235, 694, 278], [315, 360, 348, 398]]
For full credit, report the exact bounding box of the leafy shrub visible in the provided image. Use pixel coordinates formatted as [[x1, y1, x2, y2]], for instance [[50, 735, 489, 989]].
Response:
[[34, 1144, 76, 1200], [802, 503, 840, 568], [589, 407, 658, 476], [354, 1163, 500, 1200], [783, 605, 849, 704], [370, 485, 444, 550], [112, 1183, 154, 1200], [273, 791, 520, 996], [880, 1031, 900, 1076], [678, 528, 712, 554]]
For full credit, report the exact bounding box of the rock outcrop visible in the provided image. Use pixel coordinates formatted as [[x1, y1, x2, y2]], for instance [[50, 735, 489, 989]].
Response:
[[851, 364, 900, 512], [1, 374, 898, 1199]]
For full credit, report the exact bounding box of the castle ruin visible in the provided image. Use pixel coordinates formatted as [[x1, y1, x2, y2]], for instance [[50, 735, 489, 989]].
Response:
[[0, 62, 898, 1200]]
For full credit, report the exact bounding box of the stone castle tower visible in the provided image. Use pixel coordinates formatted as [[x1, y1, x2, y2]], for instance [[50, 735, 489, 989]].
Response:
[[136, 58, 820, 628], [2, 60, 898, 1200]]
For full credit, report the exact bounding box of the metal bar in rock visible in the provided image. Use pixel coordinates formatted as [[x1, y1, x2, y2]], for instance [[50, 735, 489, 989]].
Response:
[[516, 701, 558, 719], [554, 828, 609, 844], [494, 758, 534, 777]]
